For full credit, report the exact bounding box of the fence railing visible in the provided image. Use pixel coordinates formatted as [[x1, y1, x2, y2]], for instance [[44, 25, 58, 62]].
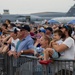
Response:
[[0, 54, 75, 75]]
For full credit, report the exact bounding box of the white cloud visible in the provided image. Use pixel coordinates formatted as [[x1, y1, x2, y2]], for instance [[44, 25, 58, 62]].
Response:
[[0, 0, 74, 14]]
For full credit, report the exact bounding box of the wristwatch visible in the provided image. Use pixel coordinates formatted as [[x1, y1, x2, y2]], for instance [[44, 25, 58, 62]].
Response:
[[21, 50, 23, 53]]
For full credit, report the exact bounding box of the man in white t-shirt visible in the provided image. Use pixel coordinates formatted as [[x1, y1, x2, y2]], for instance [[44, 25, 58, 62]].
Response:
[[51, 25, 75, 75], [52, 25, 75, 59], [46, 25, 75, 75]]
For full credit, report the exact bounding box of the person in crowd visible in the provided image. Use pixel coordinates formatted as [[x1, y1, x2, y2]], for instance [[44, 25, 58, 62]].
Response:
[[0, 28, 19, 54], [34, 35, 50, 58], [72, 27, 75, 40], [0, 34, 9, 54], [42, 25, 74, 75], [5, 27, 22, 58], [0, 23, 11, 53], [30, 27, 35, 39], [8, 23, 16, 31], [1, 23, 8, 34], [33, 30, 41, 40], [17, 25, 34, 57], [7, 28, 19, 56], [39, 29, 46, 37], [71, 25, 75, 40], [34, 26, 38, 34], [45, 27, 53, 38], [33, 28, 46, 47], [43, 29, 64, 61], [52, 24, 59, 31], [5, 19, 11, 28]]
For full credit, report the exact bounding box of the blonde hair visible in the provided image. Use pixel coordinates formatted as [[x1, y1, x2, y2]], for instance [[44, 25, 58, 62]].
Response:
[[43, 35, 52, 45]]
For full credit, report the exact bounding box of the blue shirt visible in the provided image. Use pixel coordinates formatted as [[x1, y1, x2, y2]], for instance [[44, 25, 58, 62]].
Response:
[[34, 46, 44, 55], [17, 35, 34, 52], [34, 46, 44, 53]]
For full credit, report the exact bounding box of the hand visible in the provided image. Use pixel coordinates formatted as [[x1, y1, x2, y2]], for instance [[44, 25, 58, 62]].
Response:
[[38, 56, 43, 59], [34, 39, 40, 46], [13, 51, 17, 58], [17, 52, 21, 58], [51, 39, 56, 43], [8, 50, 18, 58], [8, 51, 13, 56], [46, 48, 54, 56], [50, 40, 56, 46], [2, 45, 9, 54]]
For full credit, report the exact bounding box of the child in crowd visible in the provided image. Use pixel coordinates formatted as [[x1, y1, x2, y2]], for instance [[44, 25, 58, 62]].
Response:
[[34, 35, 51, 58], [43, 29, 64, 61]]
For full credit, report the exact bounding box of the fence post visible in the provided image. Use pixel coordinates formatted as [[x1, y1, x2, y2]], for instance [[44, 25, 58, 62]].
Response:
[[9, 56, 14, 75], [39, 60, 52, 75]]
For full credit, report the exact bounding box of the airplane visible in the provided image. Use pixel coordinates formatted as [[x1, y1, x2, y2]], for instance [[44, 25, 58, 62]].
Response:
[[51, 17, 75, 24], [31, 12, 66, 20], [51, 4, 75, 24], [0, 4, 75, 24], [31, 4, 75, 24]]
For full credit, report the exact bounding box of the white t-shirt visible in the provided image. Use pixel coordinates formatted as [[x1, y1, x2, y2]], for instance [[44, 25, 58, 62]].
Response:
[[59, 37, 75, 59], [56, 39, 63, 45], [11, 38, 19, 51], [54, 37, 75, 72], [56, 39, 64, 55]]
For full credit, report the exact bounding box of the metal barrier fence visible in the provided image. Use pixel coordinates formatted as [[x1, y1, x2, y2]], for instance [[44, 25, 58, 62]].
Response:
[[40, 59, 75, 75], [10, 55, 42, 75], [9, 55, 75, 75], [0, 54, 8, 75], [0, 54, 75, 75]]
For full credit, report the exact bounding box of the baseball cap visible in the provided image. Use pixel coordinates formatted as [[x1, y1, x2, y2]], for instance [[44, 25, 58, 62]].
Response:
[[40, 27, 44, 30], [8, 27, 20, 33], [61, 25, 72, 36], [21, 25, 30, 32], [61, 25, 72, 30], [39, 29, 46, 33]]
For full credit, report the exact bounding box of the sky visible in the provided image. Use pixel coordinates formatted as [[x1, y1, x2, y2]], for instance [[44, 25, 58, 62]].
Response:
[[0, 0, 75, 14]]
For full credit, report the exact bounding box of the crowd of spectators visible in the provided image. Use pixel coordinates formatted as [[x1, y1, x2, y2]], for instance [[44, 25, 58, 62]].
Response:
[[0, 19, 75, 75]]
